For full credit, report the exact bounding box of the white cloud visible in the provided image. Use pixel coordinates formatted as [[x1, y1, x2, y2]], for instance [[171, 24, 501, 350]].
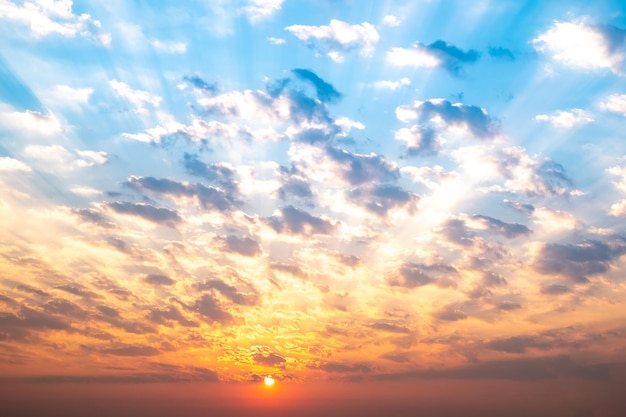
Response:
[[532, 20, 625, 75], [0, 0, 111, 45], [109, 79, 162, 113], [151, 39, 187, 53], [267, 36, 286, 45], [600, 94, 626, 116], [47, 84, 93, 109], [387, 45, 441, 68], [23, 145, 107, 169], [533, 108, 594, 128], [285, 19, 379, 62], [372, 78, 410, 91], [240, 0, 284, 23], [382, 15, 402, 27], [0, 156, 31, 172], [69, 185, 101, 197], [0, 109, 62, 135], [609, 199, 626, 216]]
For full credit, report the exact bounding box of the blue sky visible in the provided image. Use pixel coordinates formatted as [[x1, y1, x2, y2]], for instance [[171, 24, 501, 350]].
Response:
[[1, 3, 626, 412]]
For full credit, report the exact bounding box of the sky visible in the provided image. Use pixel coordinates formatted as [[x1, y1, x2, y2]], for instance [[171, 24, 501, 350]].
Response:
[[1, 0, 626, 416]]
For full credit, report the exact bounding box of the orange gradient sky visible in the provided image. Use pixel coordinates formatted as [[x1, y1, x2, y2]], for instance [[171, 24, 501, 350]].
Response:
[[1, 0, 626, 416]]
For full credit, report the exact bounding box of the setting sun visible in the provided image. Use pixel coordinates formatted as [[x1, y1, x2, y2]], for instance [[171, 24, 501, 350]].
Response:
[[264, 377, 275, 387]]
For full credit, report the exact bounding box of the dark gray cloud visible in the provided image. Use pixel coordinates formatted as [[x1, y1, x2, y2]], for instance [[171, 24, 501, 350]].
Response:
[[197, 279, 259, 306], [253, 352, 286, 366], [107, 201, 181, 227], [223, 235, 261, 257], [426, 40, 480, 74], [147, 305, 199, 327], [276, 164, 313, 200], [144, 274, 175, 286], [53, 283, 102, 300], [269, 205, 335, 235], [434, 307, 468, 321], [488, 46, 515, 61], [485, 336, 551, 354], [541, 284, 571, 295], [373, 355, 611, 381], [292, 68, 342, 103], [348, 184, 418, 216], [398, 125, 442, 156], [124, 176, 239, 212], [320, 362, 371, 373], [183, 75, 217, 93], [388, 262, 457, 289], [371, 322, 410, 334], [15, 284, 49, 297], [0, 306, 70, 341], [380, 352, 412, 363], [182, 154, 239, 195], [497, 151, 573, 197], [194, 293, 233, 324], [535, 239, 626, 283], [99, 344, 160, 357], [472, 215, 532, 238], [326, 146, 399, 185], [440, 218, 475, 247], [483, 271, 507, 287], [74, 208, 115, 228], [42, 299, 89, 320]]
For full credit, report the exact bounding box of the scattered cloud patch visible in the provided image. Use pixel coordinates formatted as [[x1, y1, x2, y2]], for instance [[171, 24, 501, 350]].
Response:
[[0, 0, 111, 45], [532, 20, 626, 75], [372, 77, 410, 91], [387, 40, 480, 74], [534, 109, 593, 128], [382, 15, 402, 27], [240, 0, 284, 23], [600, 93, 626, 116], [285, 19, 379, 63], [0, 156, 31, 172], [488, 46, 515, 61], [109, 79, 162, 113]]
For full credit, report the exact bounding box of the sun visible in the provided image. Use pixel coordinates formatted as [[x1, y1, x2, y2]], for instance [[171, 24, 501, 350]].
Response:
[[264, 376, 275, 386]]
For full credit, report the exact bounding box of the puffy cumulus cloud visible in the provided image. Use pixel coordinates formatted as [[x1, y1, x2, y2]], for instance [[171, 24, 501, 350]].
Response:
[[532, 20, 626, 75], [127, 71, 341, 145], [347, 183, 418, 217], [276, 165, 313, 201], [476, 146, 576, 198], [285, 19, 379, 63], [240, 0, 283, 23], [534, 108, 593, 128], [221, 235, 262, 257], [395, 125, 443, 156], [196, 279, 259, 306], [144, 274, 175, 286], [109, 79, 162, 114], [468, 215, 532, 238], [600, 93, 626, 116], [387, 40, 480, 75], [194, 293, 234, 324], [183, 154, 238, 191], [534, 239, 626, 283], [325, 147, 399, 185], [106, 201, 182, 227], [268, 205, 336, 235], [0, 156, 31, 172], [387, 262, 457, 289], [0, 0, 111, 45], [147, 305, 198, 327], [0, 109, 62, 135], [396, 99, 498, 140], [124, 176, 240, 212]]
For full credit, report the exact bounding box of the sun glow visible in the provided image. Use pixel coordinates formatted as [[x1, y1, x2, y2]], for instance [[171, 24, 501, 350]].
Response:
[[264, 376, 275, 386]]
